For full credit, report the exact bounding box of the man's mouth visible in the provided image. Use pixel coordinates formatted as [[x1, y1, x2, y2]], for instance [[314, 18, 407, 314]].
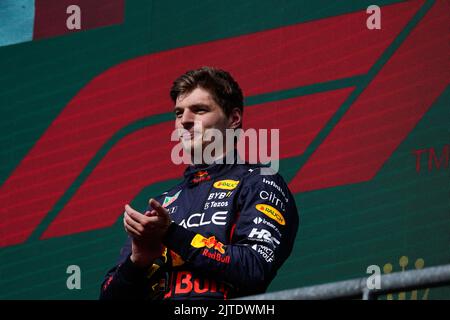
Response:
[[180, 130, 202, 140]]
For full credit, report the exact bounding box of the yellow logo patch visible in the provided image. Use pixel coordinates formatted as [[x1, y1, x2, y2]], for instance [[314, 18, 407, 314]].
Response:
[[170, 250, 185, 267], [256, 204, 286, 225], [213, 179, 240, 190], [191, 234, 226, 254]]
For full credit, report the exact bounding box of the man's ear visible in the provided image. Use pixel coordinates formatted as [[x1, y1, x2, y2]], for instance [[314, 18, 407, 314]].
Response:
[[228, 107, 242, 129]]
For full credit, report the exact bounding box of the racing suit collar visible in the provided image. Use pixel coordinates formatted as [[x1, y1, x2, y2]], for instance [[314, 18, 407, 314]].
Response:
[[184, 149, 241, 185]]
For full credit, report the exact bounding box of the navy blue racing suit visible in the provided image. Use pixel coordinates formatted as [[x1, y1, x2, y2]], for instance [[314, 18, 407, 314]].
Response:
[[100, 156, 299, 299]]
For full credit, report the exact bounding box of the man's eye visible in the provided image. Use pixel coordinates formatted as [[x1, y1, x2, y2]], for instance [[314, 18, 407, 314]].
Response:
[[175, 112, 182, 118]]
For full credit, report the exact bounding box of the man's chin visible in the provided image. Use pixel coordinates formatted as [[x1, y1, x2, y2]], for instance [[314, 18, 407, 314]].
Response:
[[180, 139, 225, 165], [181, 141, 202, 164]]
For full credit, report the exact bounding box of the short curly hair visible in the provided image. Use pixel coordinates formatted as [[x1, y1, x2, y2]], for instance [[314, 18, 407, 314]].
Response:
[[170, 66, 244, 120]]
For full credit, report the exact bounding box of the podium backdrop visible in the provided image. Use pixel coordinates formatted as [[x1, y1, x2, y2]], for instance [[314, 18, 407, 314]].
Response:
[[0, 0, 448, 299]]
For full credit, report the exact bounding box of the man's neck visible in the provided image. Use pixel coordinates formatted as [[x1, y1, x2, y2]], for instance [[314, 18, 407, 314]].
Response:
[[190, 146, 237, 166]]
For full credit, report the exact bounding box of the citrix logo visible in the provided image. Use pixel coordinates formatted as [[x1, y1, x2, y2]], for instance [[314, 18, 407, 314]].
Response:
[[259, 190, 286, 212]]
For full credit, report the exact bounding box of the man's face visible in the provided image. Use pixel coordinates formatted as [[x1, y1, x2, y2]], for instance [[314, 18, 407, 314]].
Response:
[[174, 87, 231, 158]]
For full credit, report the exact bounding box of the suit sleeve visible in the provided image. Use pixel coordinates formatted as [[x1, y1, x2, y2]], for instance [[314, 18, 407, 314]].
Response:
[[99, 236, 154, 300], [98, 198, 166, 300], [162, 169, 299, 293]]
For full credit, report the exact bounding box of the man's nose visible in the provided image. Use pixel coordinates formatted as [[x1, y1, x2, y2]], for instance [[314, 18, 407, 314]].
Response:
[[181, 109, 195, 127]]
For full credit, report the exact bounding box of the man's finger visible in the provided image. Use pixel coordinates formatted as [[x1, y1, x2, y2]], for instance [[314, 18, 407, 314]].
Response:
[[125, 204, 141, 215], [124, 217, 141, 234], [144, 210, 157, 217], [149, 198, 169, 217], [123, 218, 142, 237], [124, 214, 144, 233], [124, 204, 146, 223]]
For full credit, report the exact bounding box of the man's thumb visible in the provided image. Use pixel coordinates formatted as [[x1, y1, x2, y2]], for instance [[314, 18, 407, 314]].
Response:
[[149, 198, 169, 217]]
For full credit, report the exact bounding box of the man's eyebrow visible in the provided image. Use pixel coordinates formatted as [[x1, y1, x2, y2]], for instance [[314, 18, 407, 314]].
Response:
[[174, 103, 210, 111], [190, 103, 211, 109]]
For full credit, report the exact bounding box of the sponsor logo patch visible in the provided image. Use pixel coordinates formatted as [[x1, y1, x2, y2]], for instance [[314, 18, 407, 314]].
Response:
[[248, 228, 280, 246], [167, 206, 178, 214], [207, 191, 234, 201], [180, 211, 227, 228], [259, 190, 286, 212], [251, 244, 275, 263], [162, 190, 181, 208], [170, 250, 185, 267], [262, 178, 288, 202], [201, 249, 231, 264], [213, 179, 240, 190], [164, 271, 229, 298], [253, 216, 282, 237], [191, 234, 226, 254], [256, 204, 286, 225], [204, 200, 229, 210], [191, 171, 211, 184]]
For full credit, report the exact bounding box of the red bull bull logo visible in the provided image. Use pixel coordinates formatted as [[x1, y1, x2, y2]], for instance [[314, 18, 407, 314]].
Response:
[[191, 234, 226, 254], [195, 171, 209, 178], [191, 171, 211, 184]]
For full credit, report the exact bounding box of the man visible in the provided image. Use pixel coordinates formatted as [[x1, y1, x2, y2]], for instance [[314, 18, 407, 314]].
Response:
[[99, 66, 299, 299]]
